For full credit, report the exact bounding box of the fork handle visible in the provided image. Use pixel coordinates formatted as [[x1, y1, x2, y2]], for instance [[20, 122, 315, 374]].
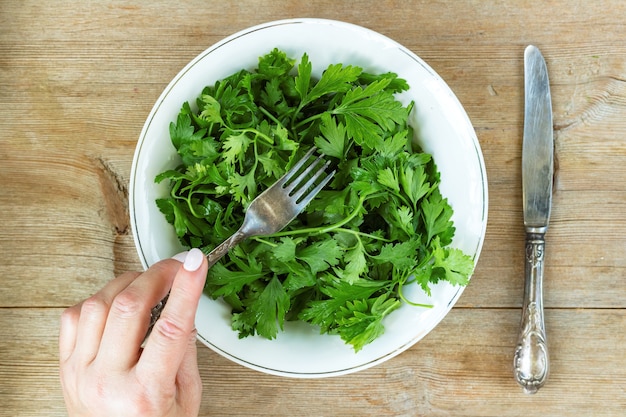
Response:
[[142, 230, 247, 346], [206, 230, 246, 268]]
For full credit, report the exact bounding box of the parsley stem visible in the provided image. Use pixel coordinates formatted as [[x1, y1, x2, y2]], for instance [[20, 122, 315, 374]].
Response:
[[293, 112, 324, 130], [381, 298, 403, 317], [268, 196, 365, 238], [258, 106, 283, 129], [398, 281, 434, 308], [237, 127, 274, 145], [251, 236, 278, 247], [397, 274, 434, 308], [334, 227, 392, 242]]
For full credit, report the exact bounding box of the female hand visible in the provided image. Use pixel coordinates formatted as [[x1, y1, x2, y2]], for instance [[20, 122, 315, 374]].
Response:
[[59, 248, 208, 417]]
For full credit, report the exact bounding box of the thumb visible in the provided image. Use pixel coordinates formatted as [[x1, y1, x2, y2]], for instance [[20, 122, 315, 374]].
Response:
[[137, 248, 207, 382]]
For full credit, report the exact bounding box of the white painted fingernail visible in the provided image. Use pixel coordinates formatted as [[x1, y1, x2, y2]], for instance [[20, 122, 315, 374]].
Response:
[[171, 251, 189, 262], [183, 248, 204, 272]]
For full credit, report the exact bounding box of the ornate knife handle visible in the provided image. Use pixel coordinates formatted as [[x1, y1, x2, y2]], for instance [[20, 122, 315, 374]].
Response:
[[514, 231, 549, 394]]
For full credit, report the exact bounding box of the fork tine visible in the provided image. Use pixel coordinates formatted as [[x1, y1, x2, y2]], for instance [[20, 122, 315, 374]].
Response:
[[290, 158, 331, 201], [275, 146, 318, 188], [294, 166, 336, 211], [284, 153, 325, 194]]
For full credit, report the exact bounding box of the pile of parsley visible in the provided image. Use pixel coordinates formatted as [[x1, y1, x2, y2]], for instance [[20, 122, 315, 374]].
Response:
[[155, 48, 474, 352]]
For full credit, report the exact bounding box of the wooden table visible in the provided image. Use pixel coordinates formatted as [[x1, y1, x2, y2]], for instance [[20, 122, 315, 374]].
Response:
[[2, 1, 625, 416]]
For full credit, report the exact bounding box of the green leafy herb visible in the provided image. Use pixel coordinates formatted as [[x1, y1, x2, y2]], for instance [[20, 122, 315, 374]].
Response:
[[155, 48, 474, 352]]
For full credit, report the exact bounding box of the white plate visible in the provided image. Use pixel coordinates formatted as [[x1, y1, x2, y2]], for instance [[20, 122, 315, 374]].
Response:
[[129, 18, 488, 378]]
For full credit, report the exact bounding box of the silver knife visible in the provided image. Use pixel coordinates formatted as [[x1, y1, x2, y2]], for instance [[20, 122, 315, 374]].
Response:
[[514, 45, 553, 394]]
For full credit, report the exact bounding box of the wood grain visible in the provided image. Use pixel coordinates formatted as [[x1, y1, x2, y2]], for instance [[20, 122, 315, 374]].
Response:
[[1, 1, 625, 415], [1, 308, 623, 417]]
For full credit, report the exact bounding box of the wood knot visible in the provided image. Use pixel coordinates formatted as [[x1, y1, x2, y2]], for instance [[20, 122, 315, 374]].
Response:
[[93, 156, 130, 236]]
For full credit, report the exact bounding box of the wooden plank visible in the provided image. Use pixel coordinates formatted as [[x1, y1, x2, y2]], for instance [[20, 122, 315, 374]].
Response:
[[1, 308, 623, 416]]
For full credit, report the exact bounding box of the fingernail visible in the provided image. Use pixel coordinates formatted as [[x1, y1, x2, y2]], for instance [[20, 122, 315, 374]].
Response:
[[183, 248, 204, 272], [171, 251, 189, 262]]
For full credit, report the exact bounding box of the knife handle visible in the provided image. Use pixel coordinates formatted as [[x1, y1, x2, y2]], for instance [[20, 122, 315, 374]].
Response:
[[514, 231, 549, 394]]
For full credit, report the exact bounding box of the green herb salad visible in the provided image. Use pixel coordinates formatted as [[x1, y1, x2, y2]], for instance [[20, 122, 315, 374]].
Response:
[[155, 48, 474, 351]]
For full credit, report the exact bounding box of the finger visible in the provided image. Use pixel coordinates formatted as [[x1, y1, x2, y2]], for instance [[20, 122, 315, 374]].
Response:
[[175, 330, 202, 415], [72, 271, 140, 364], [138, 248, 207, 383], [59, 305, 80, 364], [97, 258, 182, 370]]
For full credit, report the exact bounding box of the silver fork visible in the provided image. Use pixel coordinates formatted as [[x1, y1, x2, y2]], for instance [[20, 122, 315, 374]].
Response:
[[144, 147, 335, 343]]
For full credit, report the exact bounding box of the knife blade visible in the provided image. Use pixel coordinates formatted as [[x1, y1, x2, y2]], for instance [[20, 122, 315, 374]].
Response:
[[513, 45, 553, 394]]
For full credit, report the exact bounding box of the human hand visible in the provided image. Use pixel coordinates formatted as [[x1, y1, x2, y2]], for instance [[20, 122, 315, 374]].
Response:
[[59, 248, 208, 417]]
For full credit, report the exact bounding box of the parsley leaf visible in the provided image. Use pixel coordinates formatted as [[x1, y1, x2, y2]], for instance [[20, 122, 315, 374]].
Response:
[[332, 80, 407, 148], [221, 131, 252, 164], [432, 240, 474, 286], [313, 113, 347, 159], [421, 189, 455, 245], [298, 239, 343, 274], [302, 63, 361, 106], [205, 258, 265, 297], [294, 52, 312, 101], [335, 295, 401, 352], [252, 276, 290, 339], [336, 239, 368, 284]]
